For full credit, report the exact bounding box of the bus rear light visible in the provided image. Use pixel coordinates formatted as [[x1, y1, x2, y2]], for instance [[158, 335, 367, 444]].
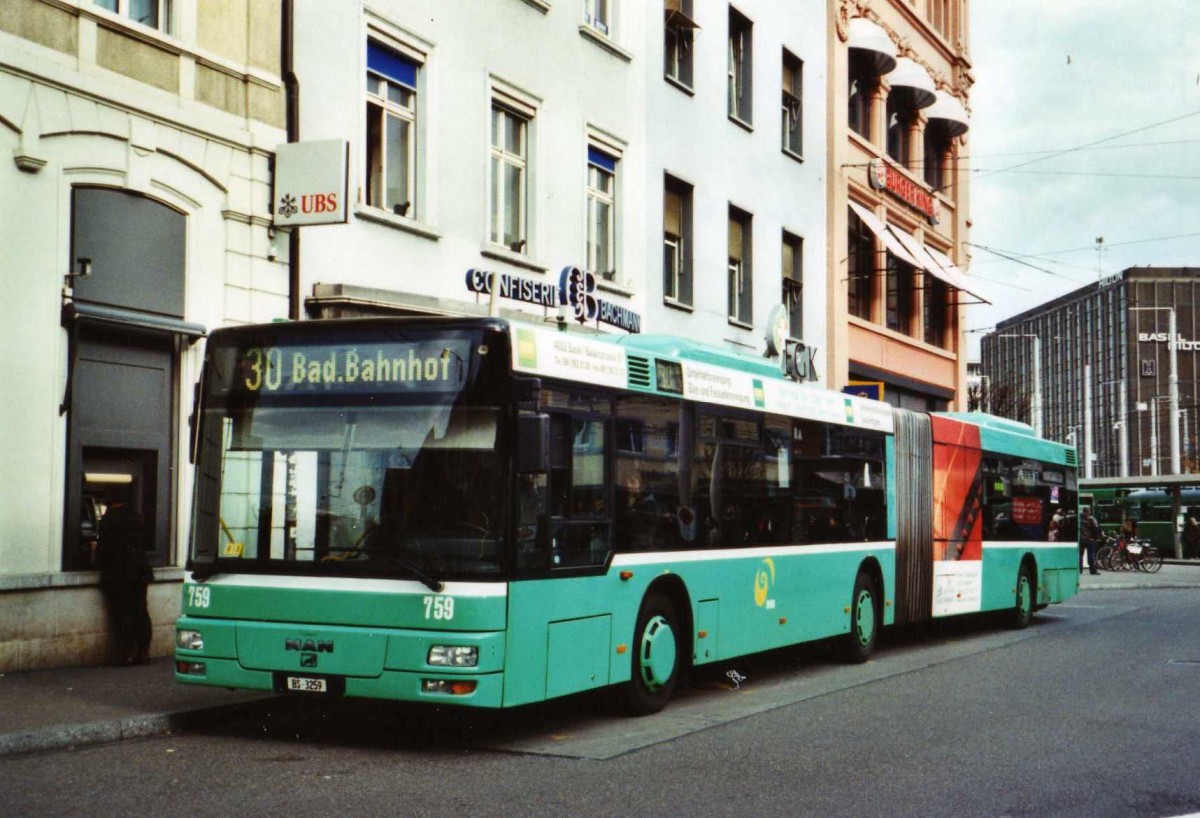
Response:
[[422, 679, 478, 696], [176, 661, 206, 676]]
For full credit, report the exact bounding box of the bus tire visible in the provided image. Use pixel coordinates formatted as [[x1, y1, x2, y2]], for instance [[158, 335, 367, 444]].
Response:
[[838, 572, 879, 664], [624, 592, 680, 716], [1009, 562, 1035, 630]]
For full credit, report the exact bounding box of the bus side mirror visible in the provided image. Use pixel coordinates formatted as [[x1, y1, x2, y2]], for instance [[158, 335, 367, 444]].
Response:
[[188, 379, 201, 465], [516, 413, 550, 474]]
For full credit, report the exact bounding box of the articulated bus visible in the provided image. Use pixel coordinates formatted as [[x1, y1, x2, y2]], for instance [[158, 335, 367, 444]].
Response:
[[176, 317, 1079, 714]]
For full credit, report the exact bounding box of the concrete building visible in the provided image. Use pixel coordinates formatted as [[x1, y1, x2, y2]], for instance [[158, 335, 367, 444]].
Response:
[[981, 268, 1200, 479], [0, 0, 286, 671], [827, 0, 981, 409]]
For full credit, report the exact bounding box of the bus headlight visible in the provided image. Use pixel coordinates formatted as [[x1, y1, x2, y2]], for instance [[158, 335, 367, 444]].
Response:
[[427, 645, 478, 667], [176, 629, 204, 650]]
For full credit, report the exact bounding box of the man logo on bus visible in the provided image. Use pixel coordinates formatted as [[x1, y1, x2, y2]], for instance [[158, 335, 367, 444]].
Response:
[[754, 558, 776, 608]]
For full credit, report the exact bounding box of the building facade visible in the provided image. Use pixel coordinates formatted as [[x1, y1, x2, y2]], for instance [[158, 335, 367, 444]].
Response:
[[827, 0, 979, 410], [0, 0, 286, 671], [981, 268, 1200, 479], [292, 0, 828, 375]]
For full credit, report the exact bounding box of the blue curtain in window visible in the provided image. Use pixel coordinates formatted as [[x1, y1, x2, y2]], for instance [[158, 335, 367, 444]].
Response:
[[587, 147, 617, 172], [367, 41, 418, 88]]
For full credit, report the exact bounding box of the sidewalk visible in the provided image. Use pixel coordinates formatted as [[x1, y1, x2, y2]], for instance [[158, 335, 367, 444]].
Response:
[[0, 657, 269, 757], [2, 562, 1198, 758]]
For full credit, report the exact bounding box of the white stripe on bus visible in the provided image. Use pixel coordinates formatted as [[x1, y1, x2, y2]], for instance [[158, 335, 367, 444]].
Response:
[[611, 541, 895, 566], [184, 573, 507, 596]]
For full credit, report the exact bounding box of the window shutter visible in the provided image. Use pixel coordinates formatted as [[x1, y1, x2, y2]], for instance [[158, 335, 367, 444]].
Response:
[[728, 218, 743, 262]]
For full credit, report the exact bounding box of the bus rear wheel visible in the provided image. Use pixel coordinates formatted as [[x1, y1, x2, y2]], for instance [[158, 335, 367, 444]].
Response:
[[624, 592, 680, 716], [838, 572, 878, 664], [1009, 563, 1035, 630]]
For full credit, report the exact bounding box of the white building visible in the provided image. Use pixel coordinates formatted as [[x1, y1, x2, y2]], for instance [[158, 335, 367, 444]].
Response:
[[0, 0, 286, 671], [293, 0, 826, 372]]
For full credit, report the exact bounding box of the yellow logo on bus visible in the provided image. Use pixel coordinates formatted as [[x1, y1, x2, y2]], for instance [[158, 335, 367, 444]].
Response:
[[754, 558, 775, 607]]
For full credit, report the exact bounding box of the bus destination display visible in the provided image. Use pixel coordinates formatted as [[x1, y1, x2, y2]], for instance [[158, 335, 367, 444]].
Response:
[[228, 340, 472, 395]]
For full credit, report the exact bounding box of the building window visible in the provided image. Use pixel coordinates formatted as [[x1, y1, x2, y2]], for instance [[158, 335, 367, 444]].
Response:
[[924, 273, 949, 348], [664, 175, 693, 306], [489, 103, 530, 252], [848, 52, 876, 141], [728, 7, 753, 125], [366, 41, 419, 218], [929, 0, 952, 39], [848, 208, 873, 320], [924, 120, 952, 190], [781, 49, 803, 158], [664, 0, 697, 89], [886, 254, 914, 335], [886, 95, 915, 166], [584, 0, 610, 35], [94, 0, 170, 32], [782, 232, 803, 337], [587, 146, 617, 281], [728, 207, 752, 324]]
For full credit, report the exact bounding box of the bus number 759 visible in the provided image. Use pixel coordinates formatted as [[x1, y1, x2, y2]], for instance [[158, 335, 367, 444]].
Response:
[[423, 595, 454, 621]]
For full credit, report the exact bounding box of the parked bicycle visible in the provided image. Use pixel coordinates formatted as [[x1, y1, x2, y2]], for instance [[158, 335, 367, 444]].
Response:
[[1096, 533, 1162, 572], [1124, 537, 1163, 573]]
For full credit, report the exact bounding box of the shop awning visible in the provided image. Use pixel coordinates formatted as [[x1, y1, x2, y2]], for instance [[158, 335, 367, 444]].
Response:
[[888, 58, 936, 109], [62, 301, 207, 342], [885, 225, 990, 304], [923, 243, 989, 304], [848, 201, 923, 268], [847, 18, 896, 76], [925, 89, 970, 136]]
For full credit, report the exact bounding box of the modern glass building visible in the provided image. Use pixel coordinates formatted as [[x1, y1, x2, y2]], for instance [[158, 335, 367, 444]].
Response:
[[981, 268, 1200, 478]]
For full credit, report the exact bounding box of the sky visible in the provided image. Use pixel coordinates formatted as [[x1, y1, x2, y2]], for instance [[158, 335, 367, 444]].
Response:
[[965, 0, 1200, 357]]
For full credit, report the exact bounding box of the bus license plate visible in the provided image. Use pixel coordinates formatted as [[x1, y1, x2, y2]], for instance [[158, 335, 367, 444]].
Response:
[[286, 676, 327, 693]]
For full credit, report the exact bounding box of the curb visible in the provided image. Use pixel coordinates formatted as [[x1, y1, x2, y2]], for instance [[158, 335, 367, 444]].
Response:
[[1081, 582, 1200, 591], [0, 699, 274, 758]]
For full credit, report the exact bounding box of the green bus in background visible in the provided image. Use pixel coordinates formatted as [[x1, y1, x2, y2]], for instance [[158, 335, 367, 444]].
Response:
[[1081, 482, 1200, 557], [176, 317, 1079, 715]]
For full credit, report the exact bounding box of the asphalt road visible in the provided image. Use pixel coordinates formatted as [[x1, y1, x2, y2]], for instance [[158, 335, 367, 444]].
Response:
[[4, 589, 1200, 818]]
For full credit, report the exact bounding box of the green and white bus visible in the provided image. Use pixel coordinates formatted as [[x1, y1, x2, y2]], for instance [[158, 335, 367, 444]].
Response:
[[176, 317, 1080, 714]]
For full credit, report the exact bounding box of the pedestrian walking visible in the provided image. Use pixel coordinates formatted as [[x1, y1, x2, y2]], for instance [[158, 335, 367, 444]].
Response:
[[1079, 506, 1101, 575], [97, 487, 153, 665]]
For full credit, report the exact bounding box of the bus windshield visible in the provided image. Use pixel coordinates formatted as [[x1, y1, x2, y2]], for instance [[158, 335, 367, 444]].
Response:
[[190, 325, 509, 581]]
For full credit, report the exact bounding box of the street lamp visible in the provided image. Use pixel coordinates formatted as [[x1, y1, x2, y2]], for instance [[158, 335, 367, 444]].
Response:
[[995, 333, 1042, 437], [1131, 306, 1180, 475], [1137, 395, 1174, 477]]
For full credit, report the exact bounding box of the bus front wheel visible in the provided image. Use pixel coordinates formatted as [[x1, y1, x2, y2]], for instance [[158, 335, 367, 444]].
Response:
[[624, 592, 680, 716]]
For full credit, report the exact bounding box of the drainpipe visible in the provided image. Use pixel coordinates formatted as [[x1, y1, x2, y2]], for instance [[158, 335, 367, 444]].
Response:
[[282, 0, 301, 320]]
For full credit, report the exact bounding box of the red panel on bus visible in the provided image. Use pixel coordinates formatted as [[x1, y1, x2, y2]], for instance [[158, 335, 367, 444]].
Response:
[[930, 416, 983, 561]]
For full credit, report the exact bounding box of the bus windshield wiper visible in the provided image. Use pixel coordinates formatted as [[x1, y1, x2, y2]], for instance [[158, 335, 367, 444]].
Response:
[[342, 548, 444, 592], [189, 561, 219, 583]]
